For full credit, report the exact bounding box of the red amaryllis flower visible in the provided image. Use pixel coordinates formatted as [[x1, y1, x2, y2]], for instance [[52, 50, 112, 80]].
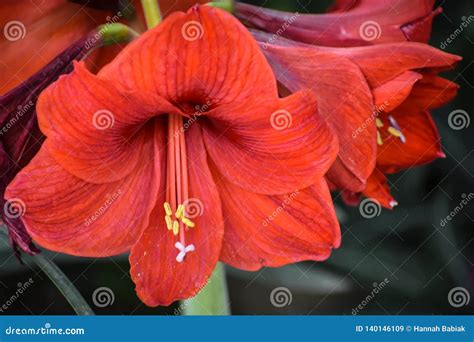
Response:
[[235, 0, 440, 47], [6, 6, 340, 306], [252, 31, 460, 207]]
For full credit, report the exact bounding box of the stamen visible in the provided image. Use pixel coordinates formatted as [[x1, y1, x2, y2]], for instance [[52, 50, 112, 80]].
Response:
[[388, 115, 406, 143], [175, 205, 184, 219], [164, 114, 196, 263], [182, 217, 195, 228], [377, 131, 383, 146], [165, 216, 173, 230], [375, 118, 384, 128], [164, 202, 172, 216]]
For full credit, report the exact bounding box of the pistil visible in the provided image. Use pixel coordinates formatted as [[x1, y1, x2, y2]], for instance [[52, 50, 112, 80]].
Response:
[[164, 114, 195, 262]]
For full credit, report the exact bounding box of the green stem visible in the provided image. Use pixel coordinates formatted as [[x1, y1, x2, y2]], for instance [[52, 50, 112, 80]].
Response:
[[182, 262, 230, 315], [141, 0, 162, 28], [0, 230, 94, 315], [98, 23, 140, 46], [207, 0, 234, 13]]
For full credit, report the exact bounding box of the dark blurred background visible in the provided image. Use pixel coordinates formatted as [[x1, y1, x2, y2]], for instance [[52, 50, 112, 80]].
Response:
[[0, 0, 472, 315]]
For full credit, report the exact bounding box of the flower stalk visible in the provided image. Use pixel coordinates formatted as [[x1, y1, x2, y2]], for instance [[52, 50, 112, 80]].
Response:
[[183, 262, 230, 315], [0, 229, 94, 315]]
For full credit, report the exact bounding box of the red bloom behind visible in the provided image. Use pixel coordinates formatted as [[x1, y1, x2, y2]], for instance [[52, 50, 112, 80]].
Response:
[[236, 0, 440, 47], [252, 31, 460, 206], [6, 6, 340, 306]]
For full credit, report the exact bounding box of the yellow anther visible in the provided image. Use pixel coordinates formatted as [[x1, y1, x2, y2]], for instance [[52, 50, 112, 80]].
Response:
[[375, 118, 384, 128], [182, 217, 195, 228], [172, 221, 180, 236], [164, 202, 172, 216], [377, 131, 383, 146], [175, 204, 185, 219], [165, 216, 173, 230], [388, 127, 402, 138]]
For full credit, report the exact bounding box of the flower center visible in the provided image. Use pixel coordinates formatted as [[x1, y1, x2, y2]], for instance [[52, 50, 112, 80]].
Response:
[[164, 114, 195, 263], [376, 115, 406, 146]]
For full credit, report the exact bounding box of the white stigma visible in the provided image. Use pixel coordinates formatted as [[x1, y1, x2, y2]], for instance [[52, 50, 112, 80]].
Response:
[[175, 242, 195, 263]]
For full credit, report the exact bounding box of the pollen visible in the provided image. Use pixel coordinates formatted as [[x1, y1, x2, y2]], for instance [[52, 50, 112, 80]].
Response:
[[175, 204, 184, 219], [165, 216, 173, 230], [388, 126, 403, 138], [182, 217, 195, 228], [172, 221, 179, 236], [375, 118, 384, 128], [377, 131, 383, 146], [164, 202, 172, 216]]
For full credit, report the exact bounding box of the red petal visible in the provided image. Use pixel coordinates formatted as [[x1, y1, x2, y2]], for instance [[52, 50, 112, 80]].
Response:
[[328, 43, 461, 88], [4, 141, 160, 256], [236, 1, 437, 47], [372, 71, 422, 112], [202, 90, 338, 195], [216, 174, 340, 271], [263, 45, 375, 192], [99, 5, 278, 106], [377, 109, 442, 171], [0, 1, 112, 94], [129, 124, 224, 307], [406, 74, 460, 110], [37, 61, 179, 183], [362, 169, 397, 209]]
